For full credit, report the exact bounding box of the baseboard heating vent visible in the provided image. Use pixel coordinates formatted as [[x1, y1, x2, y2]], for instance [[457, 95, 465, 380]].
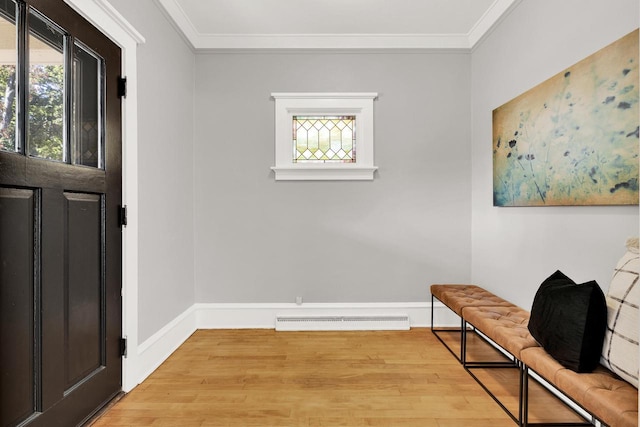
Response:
[[275, 315, 410, 331]]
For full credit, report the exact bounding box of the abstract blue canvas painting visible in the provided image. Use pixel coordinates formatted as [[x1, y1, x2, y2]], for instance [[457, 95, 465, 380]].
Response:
[[493, 29, 639, 206]]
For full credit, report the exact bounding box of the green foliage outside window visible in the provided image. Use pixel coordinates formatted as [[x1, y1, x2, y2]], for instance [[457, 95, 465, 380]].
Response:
[[28, 64, 64, 160], [0, 65, 64, 160], [0, 64, 64, 160], [0, 65, 16, 151]]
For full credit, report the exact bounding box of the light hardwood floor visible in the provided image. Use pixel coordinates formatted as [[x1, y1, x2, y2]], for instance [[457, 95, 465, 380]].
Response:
[[90, 328, 579, 427]]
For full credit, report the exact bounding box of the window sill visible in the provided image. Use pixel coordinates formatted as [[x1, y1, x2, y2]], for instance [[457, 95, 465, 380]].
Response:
[[271, 166, 378, 181]]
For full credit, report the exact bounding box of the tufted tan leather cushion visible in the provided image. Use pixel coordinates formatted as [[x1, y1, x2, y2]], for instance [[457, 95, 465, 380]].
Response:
[[462, 306, 539, 358], [521, 347, 638, 427], [431, 284, 514, 316], [581, 376, 638, 427]]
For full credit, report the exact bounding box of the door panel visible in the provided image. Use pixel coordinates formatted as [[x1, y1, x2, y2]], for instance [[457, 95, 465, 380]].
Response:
[[0, 0, 122, 425], [0, 187, 37, 426], [64, 192, 103, 390]]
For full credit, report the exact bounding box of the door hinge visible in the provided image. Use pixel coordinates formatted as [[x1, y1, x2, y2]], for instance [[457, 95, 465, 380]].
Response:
[[117, 76, 127, 98], [119, 337, 127, 358], [118, 205, 127, 228]]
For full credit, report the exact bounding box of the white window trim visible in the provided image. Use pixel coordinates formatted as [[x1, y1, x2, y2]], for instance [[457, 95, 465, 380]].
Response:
[[271, 92, 378, 181]]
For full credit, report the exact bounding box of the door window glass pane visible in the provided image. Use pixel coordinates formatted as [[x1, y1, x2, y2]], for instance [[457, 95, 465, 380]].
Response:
[[28, 10, 64, 161], [72, 42, 102, 168], [0, 1, 17, 153]]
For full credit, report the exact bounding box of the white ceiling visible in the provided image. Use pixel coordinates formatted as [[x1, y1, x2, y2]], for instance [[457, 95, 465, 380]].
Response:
[[155, 0, 521, 50]]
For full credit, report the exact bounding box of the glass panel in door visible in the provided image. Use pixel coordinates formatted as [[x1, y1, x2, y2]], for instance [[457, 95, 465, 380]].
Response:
[[28, 9, 65, 161], [0, 0, 17, 152], [72, 41, 103, 168]]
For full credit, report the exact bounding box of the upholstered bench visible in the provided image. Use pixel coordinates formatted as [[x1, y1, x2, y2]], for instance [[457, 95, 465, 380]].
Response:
[[430, 282, 638, 426], [461, 305, 539, 361], [430, 284, 516, 362]]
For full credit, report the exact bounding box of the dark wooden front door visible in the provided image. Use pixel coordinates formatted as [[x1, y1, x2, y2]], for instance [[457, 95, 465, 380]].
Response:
[[0, 0, 123, 426]]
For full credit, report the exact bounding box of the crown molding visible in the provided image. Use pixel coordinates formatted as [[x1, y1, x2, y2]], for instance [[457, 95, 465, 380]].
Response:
[[155, 0, 520, 51], [468, 0, 523, 48], [66, 0, 146, 44], [190, 33, 472, 51]]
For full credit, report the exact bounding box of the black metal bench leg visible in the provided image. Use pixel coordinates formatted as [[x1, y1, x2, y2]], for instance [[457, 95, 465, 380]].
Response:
[[521, 363, 528, 427], [431, 294, 465, 364], [461, 317, 467, 366]]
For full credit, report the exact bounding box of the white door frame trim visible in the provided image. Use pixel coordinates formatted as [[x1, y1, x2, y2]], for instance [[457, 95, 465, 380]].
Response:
[[63, 0, 144, 392]]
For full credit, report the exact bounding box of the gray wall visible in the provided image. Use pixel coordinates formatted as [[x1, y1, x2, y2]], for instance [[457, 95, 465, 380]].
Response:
[[470, 0, 639, 308], [107, 0, 639, 342], [193, 52, 472, 303], [108, 0, 196, 342]]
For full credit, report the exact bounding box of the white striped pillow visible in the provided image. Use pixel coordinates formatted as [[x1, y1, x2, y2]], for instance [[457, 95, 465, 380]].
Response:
[[601, 237, 639, 388]]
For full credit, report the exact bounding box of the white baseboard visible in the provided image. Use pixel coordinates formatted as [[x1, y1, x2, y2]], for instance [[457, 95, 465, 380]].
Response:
[[195, 301, 458, 328], [135, 305, 197, 385], [133, 301, 458, 386]]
